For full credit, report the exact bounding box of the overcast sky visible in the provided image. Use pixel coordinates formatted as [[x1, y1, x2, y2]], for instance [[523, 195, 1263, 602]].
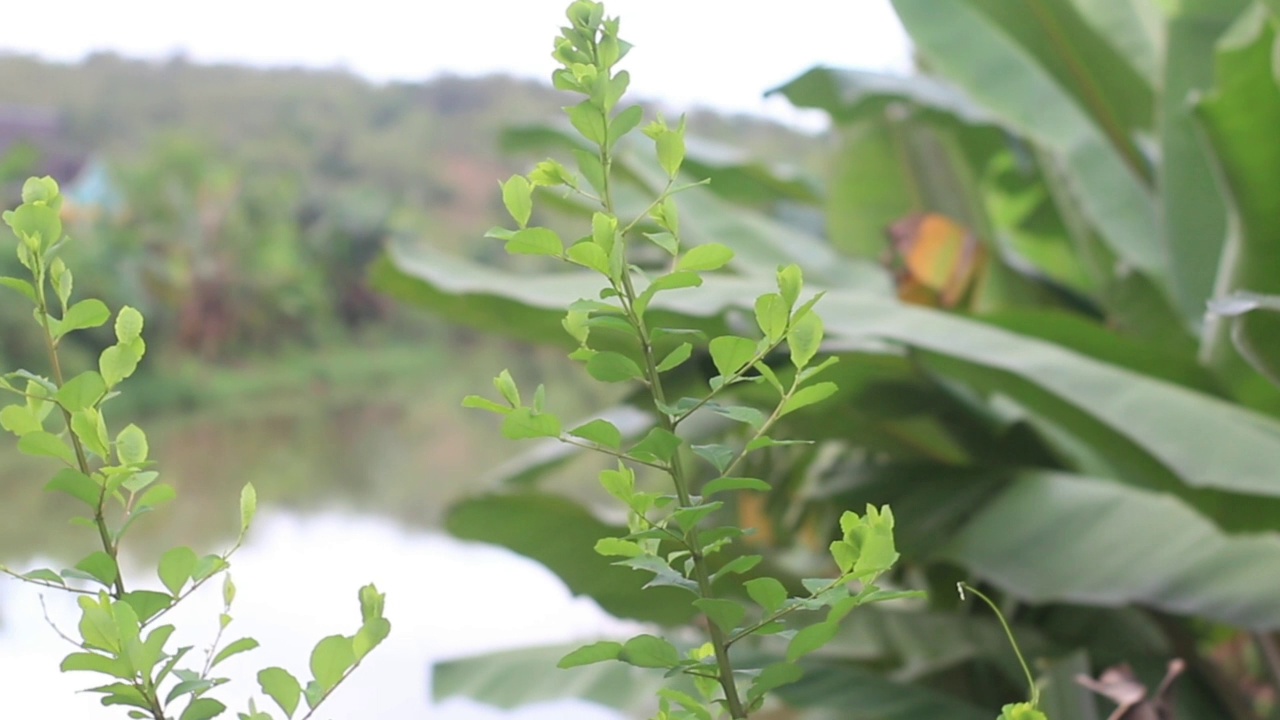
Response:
[[2, 1, 912, 127]]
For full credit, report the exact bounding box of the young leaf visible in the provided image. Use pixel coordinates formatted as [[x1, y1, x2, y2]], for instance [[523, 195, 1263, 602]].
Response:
[[567, 241, 611, 275], [745, 577, 788, 614], [55, 299, 110, 339], [353, 617, 391, 660], [618, 634, 681, 669], [115, 306, 144, 344], [18, 430, 77, 465], [569, 418, 623, 449], [99, 344, 142, 389], [501, 175, 533, 228], [494, 369, 521, 407], [644, 231, 679, 256], [788, 311, 824, 370], [608, 104, 644, 149], [656, 343, 693, 372], [780, 382, 838, 417], [747, 662, 804, 706], [74, 551, 119, 588], [691, 444, 735, 473], [258, 666, 302, 718], [693, 598, 745, 634], [56, 371, 105, 412], [566, 102, 607, 145], [240, 483, 257, 535], [703, 477, 771, 496], [707, 336, 757, 379], [116, 424, 148, 466], [44, 469, 99, 508], [310, 634, 356, 692], [505, 227, 564, 257], [585, 352, 645, 383], [595, 537, 645, 557], [70, 407, 110, 458], [754, 294, 789, 343], [677, 243, 734, 272], [212, 637, 260, 668], [0, 276, 37, 303], [558, 641, 623, 668], [0, 404, 41, 436], [630, 427, 682, 463], [786, 621, 839, 663], [461, 395, 511, 415], [501, 407, 562, 440]]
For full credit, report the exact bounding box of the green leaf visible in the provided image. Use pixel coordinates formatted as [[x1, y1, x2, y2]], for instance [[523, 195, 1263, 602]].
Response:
[[57, 371, 105, 412], [655, 120, 686, 178], [747, 662, 804, 706], [22, 568, 66, 586], [61, 651, 133, 679], [212, 637, 260, 668], [677, 243, 734, 272], [704, 402, 767, 430], [501, 407, 562, 440], [75, 551, 119, 588], [353, 617, 391, 660], [643, 231, 679, 255], [656, 343, 693, 372], [158, 547, 197, 596], [461, 395, 511, 414], [99, 344, 142, 389], [608, 104, 644, 149], [56, 299, 111, 339], [310, 634, 355, 692], [115, 306, 144, 344], [585, 352, 644, 383], [192, 553, 228, 582], [259, 667, 302, 718], [755, 293, 789, 343], [702, 477, 771, 496], [18, 430, 76, 465], [120, 591, 172, 624], [567, 241, 611, 275], [567, 102, 607, 145], [692, 443, 735, 473], [136, 483, 176, 511], [594, 537, 644, 557], [558, 641, 623, 669], [787, 621, 839, 662], [70, 407, 109, 458], [179, 698, 225, 720], [501, 175, 533, 228], [240, 482, 257, 535], [711, 554, 763, 584], [708, 336, 757, 378], [781, 382, 838, 417], [569, 419, 623, 449], [693, 598, 745, 633], [630, 427, 682, 464], [505, 227, 564, 257], [115, 424, 148, 466], [618, 634, 680, 669], [788, 311, 824, 370], [43, 468, 99, 507], [0, 404, 41, 436], [0, 276, 37, 303], [745, 577, 788, 613], [998, 703, 1048, 720]]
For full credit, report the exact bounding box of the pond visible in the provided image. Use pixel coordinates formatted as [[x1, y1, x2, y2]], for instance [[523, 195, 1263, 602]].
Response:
[[0, 343, 631, 719]]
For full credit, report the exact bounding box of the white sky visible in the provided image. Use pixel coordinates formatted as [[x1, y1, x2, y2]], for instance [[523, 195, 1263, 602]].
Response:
[[1, 1, 912, 127]]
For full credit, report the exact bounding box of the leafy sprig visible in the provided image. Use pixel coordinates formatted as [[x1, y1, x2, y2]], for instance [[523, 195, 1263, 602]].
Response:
[[463, 3, 918, 718], [0, 176, 389, 720]]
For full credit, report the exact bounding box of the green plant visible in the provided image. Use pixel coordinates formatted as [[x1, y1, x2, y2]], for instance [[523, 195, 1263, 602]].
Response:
[[458, 3, 916, 718], [381, 1, 1280, 717], [0, 176, 390, 719]]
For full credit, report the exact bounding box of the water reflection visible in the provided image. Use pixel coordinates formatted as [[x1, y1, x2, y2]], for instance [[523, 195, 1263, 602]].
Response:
[[0, 511, 630, 718]]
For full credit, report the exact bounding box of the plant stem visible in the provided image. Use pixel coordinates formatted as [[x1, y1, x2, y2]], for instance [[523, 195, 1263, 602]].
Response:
[[35, 269, 126, 598]]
